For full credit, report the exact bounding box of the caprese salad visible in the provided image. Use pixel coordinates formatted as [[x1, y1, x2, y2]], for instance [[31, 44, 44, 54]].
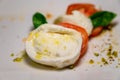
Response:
[[25, 3, 116, 68]]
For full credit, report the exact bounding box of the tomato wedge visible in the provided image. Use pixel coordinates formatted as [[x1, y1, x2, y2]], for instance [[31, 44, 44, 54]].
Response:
[[66, 3, 98, 16], [59, 22, 88, 66], [90, 26, 103, 37]]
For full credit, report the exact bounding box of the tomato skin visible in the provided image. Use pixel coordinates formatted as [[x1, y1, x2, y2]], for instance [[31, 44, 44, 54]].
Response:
[[59, 22, 89, 67], [90, 26, 103, 37], [59, 22, 88, 57], [66, 3, 98, 16]]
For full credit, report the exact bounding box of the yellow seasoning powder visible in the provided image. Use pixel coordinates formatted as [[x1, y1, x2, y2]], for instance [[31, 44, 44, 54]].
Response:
[[13, 57, 23, 62]]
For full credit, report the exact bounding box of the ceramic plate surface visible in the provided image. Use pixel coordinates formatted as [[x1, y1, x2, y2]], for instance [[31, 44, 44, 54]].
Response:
[[0, 0, 120, 80]]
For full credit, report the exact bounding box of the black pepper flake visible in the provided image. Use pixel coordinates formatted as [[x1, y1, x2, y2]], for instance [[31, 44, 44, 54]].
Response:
[[109, 56, 115, 62]]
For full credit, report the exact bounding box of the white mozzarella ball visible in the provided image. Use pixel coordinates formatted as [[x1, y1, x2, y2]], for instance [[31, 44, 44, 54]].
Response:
[[54, 10, 93, 35], [25, 24, 83, 68]]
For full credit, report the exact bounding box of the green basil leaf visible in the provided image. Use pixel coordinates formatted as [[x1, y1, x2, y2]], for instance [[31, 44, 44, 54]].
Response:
[[90, 11, 116, 28], [32, 12, 47, 29]]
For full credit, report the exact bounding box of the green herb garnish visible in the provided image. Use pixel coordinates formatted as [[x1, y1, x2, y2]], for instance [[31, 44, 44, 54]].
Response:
[[112, 51, 118, 58], [94, 53, 99, 57], [90, 11, 116, 28], [10, 53, 14, 57], [89, 59, 94, 64], [101, 57, 108, 65], [33, 12, 47, 29]]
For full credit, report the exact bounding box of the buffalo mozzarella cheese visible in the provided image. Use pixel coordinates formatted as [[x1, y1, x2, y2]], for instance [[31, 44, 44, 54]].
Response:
[[25, 24, 82, 68], [54, 10, 93, 35]]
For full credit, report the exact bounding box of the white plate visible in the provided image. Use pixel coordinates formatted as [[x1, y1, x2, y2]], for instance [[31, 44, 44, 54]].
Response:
[[0, 0, 120, 80]]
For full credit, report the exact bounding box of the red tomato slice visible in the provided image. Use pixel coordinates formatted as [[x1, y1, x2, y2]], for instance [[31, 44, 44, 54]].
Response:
[[66, 3, 103, 37], [90, 26, 103, 37], [66, 3, 98, 16], [59, 22, 88, 60]]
